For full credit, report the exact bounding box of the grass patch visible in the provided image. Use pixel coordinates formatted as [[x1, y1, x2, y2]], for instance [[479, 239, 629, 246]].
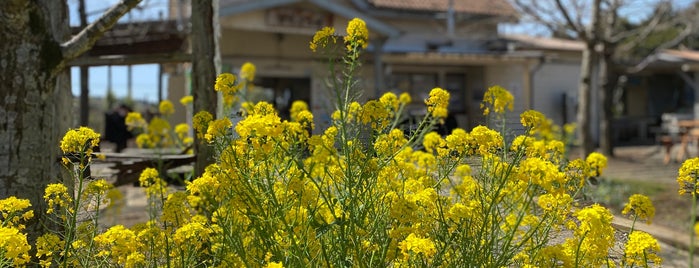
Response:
[[584, 177, 667, 214]]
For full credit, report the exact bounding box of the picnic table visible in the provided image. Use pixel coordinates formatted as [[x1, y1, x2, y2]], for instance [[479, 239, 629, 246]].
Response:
[[93, 149, 196, 186], [674, 119, 699, 162], [660, 119, 699, 164]]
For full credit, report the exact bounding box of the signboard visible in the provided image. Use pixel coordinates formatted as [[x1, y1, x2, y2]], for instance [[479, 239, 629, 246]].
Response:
[[265, 7, 332, 29]]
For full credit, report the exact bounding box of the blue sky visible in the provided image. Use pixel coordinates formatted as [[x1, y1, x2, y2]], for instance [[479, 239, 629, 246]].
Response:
[[69, 0, 169, 103]]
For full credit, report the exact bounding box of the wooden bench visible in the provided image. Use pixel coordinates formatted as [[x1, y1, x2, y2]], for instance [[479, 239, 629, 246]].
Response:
[[656, 114, 693, 164], [93, 152, 196, 187]]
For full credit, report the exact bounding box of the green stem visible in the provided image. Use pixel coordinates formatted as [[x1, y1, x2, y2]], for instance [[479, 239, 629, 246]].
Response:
[[63, 153, 87, 268], [691, 186, 696, 268]]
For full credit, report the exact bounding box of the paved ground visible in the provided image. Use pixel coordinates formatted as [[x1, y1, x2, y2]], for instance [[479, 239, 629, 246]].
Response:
[[94, 143, 699, 266]]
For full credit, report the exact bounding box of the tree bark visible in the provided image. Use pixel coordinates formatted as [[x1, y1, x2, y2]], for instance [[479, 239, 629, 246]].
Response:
[[0, 0, 140, 242], [576, 0, 602, 159], [191, 0, 221, 176], [0, 0, 72, 240], [578, 44, 596, 158], [598, 47, 617, 157], [79, 0, 90, 126]]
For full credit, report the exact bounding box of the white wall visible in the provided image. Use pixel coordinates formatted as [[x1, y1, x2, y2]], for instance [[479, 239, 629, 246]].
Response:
[[483, 63, 527, 135], [532, 62, 581, 125]]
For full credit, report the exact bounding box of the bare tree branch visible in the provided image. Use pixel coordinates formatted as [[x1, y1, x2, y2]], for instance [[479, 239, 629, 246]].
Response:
[[60, 0, 143, 66], [554, 0, 587, 39], [512, 0, 573, 36], [627, 23, 693, 73]]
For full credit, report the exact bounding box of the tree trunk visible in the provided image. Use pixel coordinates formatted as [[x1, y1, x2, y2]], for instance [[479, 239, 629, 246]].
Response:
[[577, 44, 596, 158], [79, 0, 90, 126], [0, 0, 140, 242], [191, 0, 221, 176], [0, 0, 72, 239], [598, 51, 617, 157]]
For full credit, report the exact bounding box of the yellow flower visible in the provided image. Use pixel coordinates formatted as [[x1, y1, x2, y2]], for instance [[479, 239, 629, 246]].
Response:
[[678, 157, 699, 196], [360, 100, 391, 129], [180, 95, 193, 106], [159, 99, 175, 116], [215, 73, 237, 94], [422, 132, 445, 155], [294, 110, 314, 129], [520, 110, 545, 130], [518, 157, 566, 192], [481, 85, 514, 115], [60, 127, 100, 154], [624, 231, 662, 266], [445, 128, 472, 156], [93, 225, 139, 266], [205, 118, 232, 142], [175, 123, 190, 138], [193, 111, 214, 139], [135, 133, 155, 148], [622, 194, 655, 224], [564, 204, 615, 266], [139, 168, 166, 197], [290, 100, 308, 115], [44, 183, 72, 215], [374, 129, 407, 156], [344, 18, 369, 50], [0, 196, 32, 230], [161, 192, 193, 227], [585, 152, 608, 177], [125, 252, 146, 268], [85, 179, 114, 197], [0, 196, 31, 218], [424, 87, 450, 118], [310, 26, 336, 52], [537, 193, 572, 213], [148, 117, 170, 136], [398, 233, 436, 260], [264, 261, 284, 268], [240, 62, 256, 82], [0, 226, 31, 266], [173, 216, 212, 252], [35, 233, 64, 267], [125, 112, 146, 130], [380, 92, 400, 111], [469, 125, 503, 156], [399, 92, 412, 105]]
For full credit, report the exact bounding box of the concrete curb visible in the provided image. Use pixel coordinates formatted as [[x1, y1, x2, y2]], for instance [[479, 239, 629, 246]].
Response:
[[612, 216, 693, 253]]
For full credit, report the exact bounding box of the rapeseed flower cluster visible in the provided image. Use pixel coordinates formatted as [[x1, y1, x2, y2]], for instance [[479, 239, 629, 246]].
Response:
[[1, 17, 672, 268], [0, 196, 33, 267], [240, 62, 256, 82], [129, 99, 193, 150], [159, 99, 175, 116], [125, 111, 146, 130], [481, 85, 514, 116], [59, 126, 100, 155], [424, 87, 450, 119], [344, 18, 368, 50], [179, 95, 193, 106], [622, 193, 655, 224], [678, 157, 699, 195], [679, 157, 699, 264], [309, 26, 335, 52], [624, 231, 662, 266]]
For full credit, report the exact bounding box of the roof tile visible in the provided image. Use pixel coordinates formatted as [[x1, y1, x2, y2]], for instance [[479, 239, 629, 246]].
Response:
[[367, 0, 518, 17]]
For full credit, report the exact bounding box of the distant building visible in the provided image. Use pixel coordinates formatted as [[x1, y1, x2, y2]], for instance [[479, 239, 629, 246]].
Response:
[[165, 0, 584, 134]]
